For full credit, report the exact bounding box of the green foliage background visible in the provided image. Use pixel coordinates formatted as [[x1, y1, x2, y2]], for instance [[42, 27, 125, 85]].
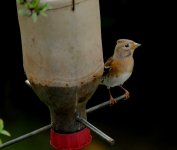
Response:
[[17, 0, 49, 22], [0, 119, 11, 144]]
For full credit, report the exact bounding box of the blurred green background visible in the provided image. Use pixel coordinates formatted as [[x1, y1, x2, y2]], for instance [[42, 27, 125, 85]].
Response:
[[0, 0, 177, 150]]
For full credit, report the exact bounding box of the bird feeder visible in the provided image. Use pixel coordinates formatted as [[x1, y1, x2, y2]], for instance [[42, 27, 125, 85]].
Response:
[[17, 0, 104, 149]]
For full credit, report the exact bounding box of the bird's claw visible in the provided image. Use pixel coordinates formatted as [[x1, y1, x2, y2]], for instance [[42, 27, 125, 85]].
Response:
[[124, 90, 130, 100], [110, 98, 117, 106]]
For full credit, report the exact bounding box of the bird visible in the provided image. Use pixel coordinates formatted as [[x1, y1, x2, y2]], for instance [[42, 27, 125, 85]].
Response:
[[101, 39, 141, 105]]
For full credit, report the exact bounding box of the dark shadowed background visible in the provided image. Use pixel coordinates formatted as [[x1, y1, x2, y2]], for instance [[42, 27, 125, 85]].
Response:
[[0, 0, 176, 149]]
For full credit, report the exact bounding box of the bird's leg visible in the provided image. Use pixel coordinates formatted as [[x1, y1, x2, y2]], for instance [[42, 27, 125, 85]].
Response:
[[108, 89, 117, 105], [119, 85, 130, 100]]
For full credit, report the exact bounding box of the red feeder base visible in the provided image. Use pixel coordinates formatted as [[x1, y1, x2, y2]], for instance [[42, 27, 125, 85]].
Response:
[[50, 128, 92, 150]]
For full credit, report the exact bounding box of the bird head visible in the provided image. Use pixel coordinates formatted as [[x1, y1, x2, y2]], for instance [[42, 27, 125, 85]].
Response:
[[113, 39, 141, 59]]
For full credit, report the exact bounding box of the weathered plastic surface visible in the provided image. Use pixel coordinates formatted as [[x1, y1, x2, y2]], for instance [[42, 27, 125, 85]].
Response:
[[18, 0, 103, 87], [17, 0, 104, 132]]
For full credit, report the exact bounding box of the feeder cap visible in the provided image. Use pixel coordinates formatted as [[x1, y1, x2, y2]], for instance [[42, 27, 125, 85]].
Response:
[[50, 128, 92, 150]]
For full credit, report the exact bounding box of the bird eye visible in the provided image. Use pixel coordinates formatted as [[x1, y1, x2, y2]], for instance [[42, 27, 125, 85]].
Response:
[[125, 44, 129, 47]]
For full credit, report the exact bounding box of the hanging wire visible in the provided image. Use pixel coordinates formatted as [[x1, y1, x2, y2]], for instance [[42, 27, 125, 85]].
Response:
[[72, 0, 75, 11]]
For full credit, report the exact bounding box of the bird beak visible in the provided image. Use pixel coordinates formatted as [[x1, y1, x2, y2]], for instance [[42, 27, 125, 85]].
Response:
[[134, 43, 141, 49]]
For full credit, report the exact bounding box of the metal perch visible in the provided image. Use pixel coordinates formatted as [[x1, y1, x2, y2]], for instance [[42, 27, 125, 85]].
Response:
[[0, 80, 126, 149], [76, 116, 115, 145]]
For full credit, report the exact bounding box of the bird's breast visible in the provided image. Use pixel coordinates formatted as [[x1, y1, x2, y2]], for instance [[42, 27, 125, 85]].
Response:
[[103, 72, 132, 88], [101, 57, 134, 88], [110, 57, 134, 74]]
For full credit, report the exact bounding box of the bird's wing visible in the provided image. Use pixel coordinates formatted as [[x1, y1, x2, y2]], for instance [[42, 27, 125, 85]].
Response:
[[104, 57, 113, 68], [103, 57, 113, 77]]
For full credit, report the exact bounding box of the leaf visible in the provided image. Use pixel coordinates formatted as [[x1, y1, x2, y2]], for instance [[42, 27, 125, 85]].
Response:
[[40, 3, 49, 12], [0, 119, 4, 131], [40, 12, 47, 17], [32, 12, 38, 23], [16, 0, 25, 4], [16, 0, 21, 3], [17, 0, 49, 23], [0, 138, 2, 144], [18, 8, 30, 16], [28, 3, 35, 9], [0, 130, 11, 137], [32, 0, 40, 8], [38, 3, 49, 17]]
